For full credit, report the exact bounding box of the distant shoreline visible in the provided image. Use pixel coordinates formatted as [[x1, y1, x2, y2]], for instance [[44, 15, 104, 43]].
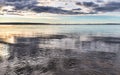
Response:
[[0, 22, 120, 25]]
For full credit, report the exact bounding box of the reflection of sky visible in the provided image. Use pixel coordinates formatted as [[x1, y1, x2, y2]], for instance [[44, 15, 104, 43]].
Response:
[[0, 15, 120, 24], [1, 25, 120, 35]]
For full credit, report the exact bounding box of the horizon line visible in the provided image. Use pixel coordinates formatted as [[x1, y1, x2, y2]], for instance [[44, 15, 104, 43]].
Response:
[[0, 22, 120, 25]]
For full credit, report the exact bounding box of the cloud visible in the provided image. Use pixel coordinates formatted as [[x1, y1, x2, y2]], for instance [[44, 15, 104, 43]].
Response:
[[94, 2, 120, 12], [0, 0, 83, 14], [75, 1, 98, 7], [75, 1, 120, 14], [0, 0, 120, 15], [76, 2, 82, 6], [14, 5, 82, 14], [72, 8, 81, 11], [30, 6, 80, 14], [5, 0, 18, 2], [83, 2, 98, 7]]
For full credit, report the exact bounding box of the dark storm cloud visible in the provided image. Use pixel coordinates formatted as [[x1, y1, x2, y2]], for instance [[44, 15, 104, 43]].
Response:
[[95, 2, 120, 12]]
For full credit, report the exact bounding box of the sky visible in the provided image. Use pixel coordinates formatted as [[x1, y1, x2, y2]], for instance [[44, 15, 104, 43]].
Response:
[[0, 0, 120, 24]]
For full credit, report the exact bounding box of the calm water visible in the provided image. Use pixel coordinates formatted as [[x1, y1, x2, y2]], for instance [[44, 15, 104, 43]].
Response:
[[1, 25, 120, 35]]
